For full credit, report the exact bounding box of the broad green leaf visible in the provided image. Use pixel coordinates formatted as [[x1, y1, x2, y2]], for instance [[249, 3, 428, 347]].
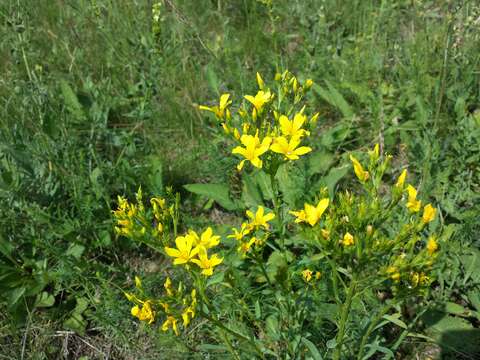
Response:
[[241, 175, 263, 207], [307, 151, 334, 176], [313, 82, 353, 119], [9, 287, 26, 306], [63, 313, 86, 335], [313, 165, 349, 198], [66, 244, 85, 259], [444, 302, 468, 316], [254, 171, 274, 200], [184, 183, 239, 210], [35, 291, 55, 308], [302, 337, 323, 360], [206, 271, 225, 288], [276, 164, 306, 207]]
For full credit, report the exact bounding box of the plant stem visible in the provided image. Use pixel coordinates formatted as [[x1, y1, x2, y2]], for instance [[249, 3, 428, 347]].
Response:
[[269, 170, 284, 248], [325, 257, 342, 304], [199, 309, 264, 358], [333, 278, 357, 360], [356, 303, 393, 360], [255, 253, 273, 286]]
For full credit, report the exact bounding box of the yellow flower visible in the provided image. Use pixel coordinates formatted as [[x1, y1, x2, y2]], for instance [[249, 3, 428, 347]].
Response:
[[406, 185, 422, 213], [246, 206, 275, 230], [188, 227, 220, 249], [305, 79, 314, 89], [227, 223, 251, 241], [270, 136, 312, 160], [244, 90, 273, 112], [279, 113, 310, 138], [349, 155, 369, 182], [342, 232, 354, 247], [290, 198, 329, 226], [368, 143, 380, 160], [321, 229, 330, 240], [310, 112, 320, 125], [162, 315, 179, 336], [164, 277, 173, 296], [237, 237, 256, 256], [165, 235, 199, 265], [199, 93, 232, 119], [131, 300, 155, 324], [395, 169, 407, 188], [302, 269, 313, 282], [419, 272, 429, 285], [232, 132, 272, 170], [134, 276, 142, 289], [190, 247, 223, 276], [124, 291, 141, 303], [426, 236, 438, 255], [411, 272, 420, 287], [315, 271, 322, 280], [386, 266, 400, 282], [256, 72, 265, 90], [422, 204, 436, 224]]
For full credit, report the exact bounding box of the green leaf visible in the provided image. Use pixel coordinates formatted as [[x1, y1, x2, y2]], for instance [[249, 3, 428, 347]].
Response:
[[60, 80, 85, 120], [241, 175, 263, 207], [423, 310, 480, 354], [184, 183, 239, 210], [66, 244, 85, 259], [307, 151, 334, 176], [444, 302, 468, 316], [276, 164, 306, 207], [265, 315, 280, 340], [313, 82, 353, 119], [302, 337, 323, 360], [326, 339, 337, 349], [63, 313, 86, 335], [254, 300, 261, 319], [206, 271, 225, 288], [35, 291, 55, 308], [253, 171, 274, 200], [382, 314, 407, 329], [313, 165, 349, 198], [461, 247, 480, 284], [9, 287, 26, 306], [147, 156, 163, 195]]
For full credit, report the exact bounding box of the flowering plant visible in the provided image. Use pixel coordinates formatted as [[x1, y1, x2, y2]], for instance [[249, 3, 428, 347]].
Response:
[[114, 72, 441, 359]]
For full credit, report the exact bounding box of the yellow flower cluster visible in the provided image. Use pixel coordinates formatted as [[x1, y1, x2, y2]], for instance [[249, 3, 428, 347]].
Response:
[[113, 189, 175, 240], [199, 71, 317, 171], [301, 269, 321, 282], [113, 191, 146, 238], [228, 206, 275, 257], [348, 147, 437, 225], [125, 276, 197, 336], [164, 227, 223, 276]]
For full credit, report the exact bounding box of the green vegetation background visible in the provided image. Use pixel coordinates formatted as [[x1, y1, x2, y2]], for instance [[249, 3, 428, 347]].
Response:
[[0, 0, 479, 358]]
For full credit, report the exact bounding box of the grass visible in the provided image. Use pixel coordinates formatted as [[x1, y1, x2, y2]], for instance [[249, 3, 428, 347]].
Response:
[[0, 0, 479, 358]]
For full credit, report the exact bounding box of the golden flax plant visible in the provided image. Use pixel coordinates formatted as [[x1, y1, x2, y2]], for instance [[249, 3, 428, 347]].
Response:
[[113, 72, 442, 359]]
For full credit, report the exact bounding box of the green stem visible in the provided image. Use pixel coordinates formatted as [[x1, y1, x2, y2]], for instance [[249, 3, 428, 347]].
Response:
[[356, 303, 394, 360], [199, 309, 264, 358], [269, 170, 284, 248], [325, 257, 342, 304], [333, 278, 357, 360], [255, 252, 273, 286]]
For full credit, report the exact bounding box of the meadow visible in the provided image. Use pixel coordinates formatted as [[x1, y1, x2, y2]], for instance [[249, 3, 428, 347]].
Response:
[[0, 0, 479, 359]]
